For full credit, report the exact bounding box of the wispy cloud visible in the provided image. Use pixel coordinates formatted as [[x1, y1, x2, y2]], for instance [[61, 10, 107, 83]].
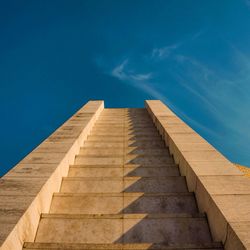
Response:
[[109, 57, 218, 138], [111, 59, 152, 82], [131, 73, 152, 81], [173, 52, 250, 141], [244, 0, 250, 7], [150, 31, 204, 61], [111, 59, 128, 80], [98, 33, 250, 165], [151, 43, 180, 60], [110, 59, 169, 102], [191, 30, 205, 41]]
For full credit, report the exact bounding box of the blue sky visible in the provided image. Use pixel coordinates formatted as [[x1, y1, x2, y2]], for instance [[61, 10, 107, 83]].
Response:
[[0, 0, 250, 176]]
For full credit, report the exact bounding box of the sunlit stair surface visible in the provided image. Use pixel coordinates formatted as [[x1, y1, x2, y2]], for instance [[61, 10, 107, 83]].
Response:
[[23, 108, 223, 250]]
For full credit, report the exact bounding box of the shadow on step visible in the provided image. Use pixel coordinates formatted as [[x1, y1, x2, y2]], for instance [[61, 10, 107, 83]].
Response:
[[113, 214, 214, 247], [124, 165, 179, 177], [26, 109, 223, 249]]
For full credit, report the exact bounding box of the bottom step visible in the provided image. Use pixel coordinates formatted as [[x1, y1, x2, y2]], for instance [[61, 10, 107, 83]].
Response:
[[23, 242, 223, 250], [34, 214, 215, 246]]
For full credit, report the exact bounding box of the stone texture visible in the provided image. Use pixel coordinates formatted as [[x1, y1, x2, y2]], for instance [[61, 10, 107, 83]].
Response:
[[35, 215, 123, 244], [75, 156, 123, 165], [123, 177, 188, 193], [35, 214, 213, 245], [68, 166, 124, 177], [145, 100, 250, 250], [123, 193, 198, 214], [60, 177, 124, 193], [50, 194, 124, 214], [1, 103, 225, 250], [0, 101, 104, 250], [225, 222, 250, 250]]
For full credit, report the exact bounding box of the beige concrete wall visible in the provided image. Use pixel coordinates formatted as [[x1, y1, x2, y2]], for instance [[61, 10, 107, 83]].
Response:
[[0, 100, 104, 250], [145, 100, 250, 250]]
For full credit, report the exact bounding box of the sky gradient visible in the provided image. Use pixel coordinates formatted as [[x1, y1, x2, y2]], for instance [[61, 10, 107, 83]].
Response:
[[1, 0, 250, 176]]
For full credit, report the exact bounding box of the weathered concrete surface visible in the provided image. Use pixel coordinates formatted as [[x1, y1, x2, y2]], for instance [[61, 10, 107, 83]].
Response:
[[146, 100, 250, 250], [0, 100, 104, 250], [23, 107, 222, 250], [0, 105, 227, 250], [35, 214, 213, 245], [23, 242, 223, 249], [50, 193, 198, 214]]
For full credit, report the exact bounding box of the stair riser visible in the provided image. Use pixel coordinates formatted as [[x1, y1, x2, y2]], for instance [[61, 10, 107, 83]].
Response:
[[96, 120, 153, 124], [68, 167, 180, 177], [50, 195, 198, 214], [74, 156, 173, 166], [86, 136, 162, 142], [91, 131, 160, 136], [23, 245, 223, 250], [83, 141, 166, 148], [94, 123, 154, 127], [125, 156, 174, 165], [35, 217, 212, 245], [92, 128, 158, 132], [74, 157, 123, 165], [93, 125, 156, 129], [79, 148, 169, 157], [60, 177, 188, 193]]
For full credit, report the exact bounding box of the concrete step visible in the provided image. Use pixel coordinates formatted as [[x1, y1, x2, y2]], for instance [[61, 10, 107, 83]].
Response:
[[126, 140, 165, 147], [91, 130, 160, 136], [123, 166, 179, 177], [102, 116, 149, 119], [126, 148, 169, 155], [74, 155, 173, 166], [68, 166, 180, 177], [34, 214, 214, 245], [79, 147, 170, 157], [23, 242, 223, 249], [94, 124, 156, 129], [60, 177, 188, 193], [83, 141, 166, 148], [68, 166, 124, 177], [86, 135, 162, 142], [50, 193, 198, 214], [98, 117, 125, 120], [125, 155, 174, 165], [74, 156, 123, 165], [84, 141, 124, 148], [92, 127, 157, 132], [94, 122, 154, 126], [97, 119, 153, 124], [79, 147, 123, 156]]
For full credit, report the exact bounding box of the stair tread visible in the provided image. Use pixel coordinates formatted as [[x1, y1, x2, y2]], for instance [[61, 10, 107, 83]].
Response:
[[70, 164, 178, 168], [68, 166, 180, 177], [34, 213, 215, 246], [62, 176, 185, 180], [24, 242, 223, 249], [53, 192, 195, 197], [41, 213, 206, 219], [60, 176, 188, 193], [50, 192, 198, 214]]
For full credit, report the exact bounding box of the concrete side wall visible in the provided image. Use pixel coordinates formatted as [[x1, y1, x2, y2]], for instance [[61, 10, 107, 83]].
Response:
[[145, 100, 250, 250], [0, 100, 104, 250]]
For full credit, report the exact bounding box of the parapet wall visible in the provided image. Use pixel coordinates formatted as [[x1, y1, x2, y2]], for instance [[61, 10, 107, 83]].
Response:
[[0, 100, 104, 250], [146, 100, 250, 250]]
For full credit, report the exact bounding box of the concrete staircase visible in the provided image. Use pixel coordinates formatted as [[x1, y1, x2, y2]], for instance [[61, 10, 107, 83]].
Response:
[[23, 108, 223, 250]]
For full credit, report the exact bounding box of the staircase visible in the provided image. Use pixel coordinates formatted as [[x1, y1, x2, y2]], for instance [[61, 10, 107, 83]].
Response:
[[23, 108, 223, 250]]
